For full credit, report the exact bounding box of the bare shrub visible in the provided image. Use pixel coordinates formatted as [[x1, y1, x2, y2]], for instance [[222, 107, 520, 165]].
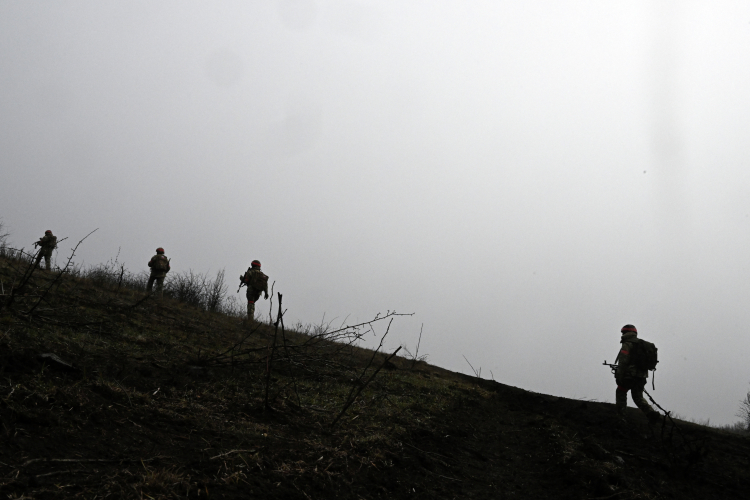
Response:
[[219, 294, 244, 318], [81, 251, 150, 291], [165, 270, 208, 307], [0, 219, 9, 249], [205, 269, 227, 313], [716, 421, 748, 434], [0, 221, 34, 264], [737, 389, 750, 432]]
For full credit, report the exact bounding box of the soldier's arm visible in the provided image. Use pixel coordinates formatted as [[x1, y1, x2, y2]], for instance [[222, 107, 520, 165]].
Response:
[[615, 342, 631, 379]]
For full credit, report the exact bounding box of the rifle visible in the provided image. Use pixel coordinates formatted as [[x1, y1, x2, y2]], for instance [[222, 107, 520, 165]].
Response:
[[33, 236, 67, 249], [603, 360, 618, 376], [236, 274, 246, 293]]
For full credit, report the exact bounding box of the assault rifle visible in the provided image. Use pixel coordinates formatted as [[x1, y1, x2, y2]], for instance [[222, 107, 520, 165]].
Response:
[[33, 236, 67, 248], [603, 361, 618, 376], [236, 274, 246, 293]]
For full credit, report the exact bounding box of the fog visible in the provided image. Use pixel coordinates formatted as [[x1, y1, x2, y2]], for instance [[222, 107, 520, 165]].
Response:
[[3, 1, 750, 425]]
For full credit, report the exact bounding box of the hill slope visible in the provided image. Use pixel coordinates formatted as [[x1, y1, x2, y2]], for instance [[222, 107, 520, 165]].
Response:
[[0, 257, 749, 499]]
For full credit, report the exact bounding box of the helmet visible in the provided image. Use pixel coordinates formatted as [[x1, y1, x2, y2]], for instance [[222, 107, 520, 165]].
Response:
[[621, 324, 637, 333], [251, 260, 261, 268], [45, 230, 52, 234], [156, 247, 164, 254]]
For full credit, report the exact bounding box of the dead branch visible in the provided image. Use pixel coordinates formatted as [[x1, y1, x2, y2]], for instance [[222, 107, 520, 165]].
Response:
[[330, 344, 402, 429], [268, 280, 275, 325], [410, 323, 424, 369], [22, 457, 158, 467], [462, 355, 481, 378], [210, 449, 257, 460], [264, 292, 283, 412]]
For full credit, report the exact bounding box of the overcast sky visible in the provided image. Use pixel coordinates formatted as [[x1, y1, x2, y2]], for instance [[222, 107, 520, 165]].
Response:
[[3, 1, 750, 426]]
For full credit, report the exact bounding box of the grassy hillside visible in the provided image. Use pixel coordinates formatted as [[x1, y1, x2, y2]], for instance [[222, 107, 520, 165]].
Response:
[[1, 252, 749, 499]]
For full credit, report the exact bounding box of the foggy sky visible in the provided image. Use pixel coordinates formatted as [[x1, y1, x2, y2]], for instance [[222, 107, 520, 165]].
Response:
[[3, 1, 750, 425]]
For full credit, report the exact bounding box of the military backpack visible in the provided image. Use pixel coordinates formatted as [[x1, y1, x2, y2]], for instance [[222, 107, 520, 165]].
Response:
[[152, 255, 169, 271], [630, 338, 658, 371], [244, 269, 268, 291]]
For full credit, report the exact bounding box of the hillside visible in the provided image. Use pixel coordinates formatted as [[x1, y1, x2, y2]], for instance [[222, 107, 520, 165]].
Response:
[[1, 254, 749, 499]]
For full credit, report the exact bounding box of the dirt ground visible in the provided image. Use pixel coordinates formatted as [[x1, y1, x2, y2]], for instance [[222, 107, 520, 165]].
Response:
[[1, 261, 749, 499], [1, 346, 749, 499]]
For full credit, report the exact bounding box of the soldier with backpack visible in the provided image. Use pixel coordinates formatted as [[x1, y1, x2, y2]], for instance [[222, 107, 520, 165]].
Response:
[[239, 260, 269, 322], [614, 324, 662, 424], [147, 247, 170, 298], [33, 230, 57, 271]]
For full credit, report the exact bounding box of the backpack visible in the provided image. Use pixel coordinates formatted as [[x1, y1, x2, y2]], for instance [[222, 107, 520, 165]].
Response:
[[244, 269, 268, 291], [152, 255, 169, 271], [630, 339, 658, 371], [40, 235, 57, 250]]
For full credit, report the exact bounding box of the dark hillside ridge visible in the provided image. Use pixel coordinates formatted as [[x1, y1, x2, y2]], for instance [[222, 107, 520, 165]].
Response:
[[0, 255, 749, 499]]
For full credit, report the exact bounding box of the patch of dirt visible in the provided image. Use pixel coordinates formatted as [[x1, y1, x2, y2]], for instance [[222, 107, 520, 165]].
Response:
[[0, 259, 748, 499]]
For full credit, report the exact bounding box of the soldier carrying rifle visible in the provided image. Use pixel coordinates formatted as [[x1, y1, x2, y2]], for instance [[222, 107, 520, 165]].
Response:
[[33, 230, 57, 271], [147, 247, 171, 298], [238, 260, 268, 322], [605, 324, 662, 424]]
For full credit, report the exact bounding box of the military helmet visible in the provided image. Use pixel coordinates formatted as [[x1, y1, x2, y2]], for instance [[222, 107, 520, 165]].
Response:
[[621, 324, 637, 333], [156, 247, 165, 254], [251, 260, 261, 268], [45, 230, 52, 234]]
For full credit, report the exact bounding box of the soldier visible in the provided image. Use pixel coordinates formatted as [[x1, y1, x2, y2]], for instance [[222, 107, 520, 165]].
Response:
[[615, 324, 662, 424], [147, 247, 170, 298], [33, 230, 57, 270], [241, 260, 269, 321]]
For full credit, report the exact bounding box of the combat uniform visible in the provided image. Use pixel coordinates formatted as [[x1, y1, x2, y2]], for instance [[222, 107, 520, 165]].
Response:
[[615, 326, 658, 422], [242, 263, 268, 321], [147, 250, 170, 298], [34, 231, 57, 270]]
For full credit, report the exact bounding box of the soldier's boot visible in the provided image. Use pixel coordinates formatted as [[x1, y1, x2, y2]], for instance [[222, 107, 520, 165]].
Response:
[[647, 411, 664, 426]]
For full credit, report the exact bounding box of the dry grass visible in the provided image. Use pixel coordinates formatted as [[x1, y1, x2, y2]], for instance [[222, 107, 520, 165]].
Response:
[[2, 249, 750, 499]]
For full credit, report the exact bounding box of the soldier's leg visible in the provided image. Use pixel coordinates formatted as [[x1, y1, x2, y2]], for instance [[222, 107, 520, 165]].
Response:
[[34, 252, 43, 269], [147, 275, 155, 292], [615, 384, 629, 414], [247, 300, 255, 321], [155, 277, 164, 298], [630, 382, 656, 417], [43, 252, 51, 271]]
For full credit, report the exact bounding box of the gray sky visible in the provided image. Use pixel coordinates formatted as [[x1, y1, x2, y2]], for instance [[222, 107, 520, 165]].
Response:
[[3, 1, 750, 425]]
